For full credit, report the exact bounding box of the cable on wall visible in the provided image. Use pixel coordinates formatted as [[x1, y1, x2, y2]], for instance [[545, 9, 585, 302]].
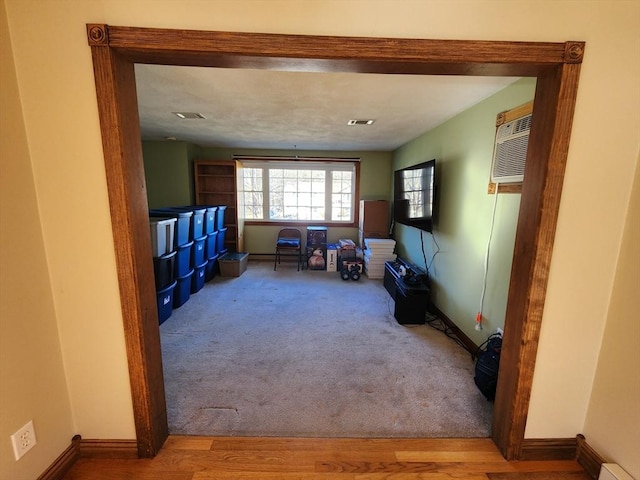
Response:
[[420, 230, 441, 280], [476, 182, 500, 331]]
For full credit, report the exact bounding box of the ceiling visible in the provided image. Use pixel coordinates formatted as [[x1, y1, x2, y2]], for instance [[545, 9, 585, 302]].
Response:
[[135, 64, 520, 152]]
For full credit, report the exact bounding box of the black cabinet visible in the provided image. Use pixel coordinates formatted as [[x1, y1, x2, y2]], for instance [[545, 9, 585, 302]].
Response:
[[384, 259, 430, 324]]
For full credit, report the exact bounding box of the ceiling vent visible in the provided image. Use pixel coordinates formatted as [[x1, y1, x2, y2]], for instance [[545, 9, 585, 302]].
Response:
[[347, 119, 375, 125], [491, 113, 532, 183], [173, 112, 207, 119]]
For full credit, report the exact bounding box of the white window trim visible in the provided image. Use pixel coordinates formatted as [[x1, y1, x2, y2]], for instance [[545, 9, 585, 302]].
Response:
[[238, 158, 359, 224]]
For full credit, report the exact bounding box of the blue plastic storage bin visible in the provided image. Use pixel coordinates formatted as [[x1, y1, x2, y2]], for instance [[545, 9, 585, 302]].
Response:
[[205, 231, 218, 259], [216, 227, 227, 255], [215, 205, 227, 231], [192, 235, 206, 267], [175, 240, 193, 277], [173, 269, 193, 308], [205, 254, 218, 281], [159, 206, 205, 241], [191, 208, 206, 238], [200, 206, 217, 234], [175, 206, 206, 239], [191, 260, 207, 294], [153, 250, 176, 290], [156, 280, 177, 325]]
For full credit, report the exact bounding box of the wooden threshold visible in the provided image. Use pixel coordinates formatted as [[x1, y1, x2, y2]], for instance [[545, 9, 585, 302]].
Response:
[[61, 435, 592, 479]]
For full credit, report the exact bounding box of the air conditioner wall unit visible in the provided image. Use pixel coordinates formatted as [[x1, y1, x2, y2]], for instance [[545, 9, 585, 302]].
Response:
[[490, 112, 532, 184]]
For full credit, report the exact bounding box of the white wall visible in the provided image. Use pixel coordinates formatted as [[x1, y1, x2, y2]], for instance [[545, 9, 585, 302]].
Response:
[[2, 2, 639, 477], [583, 161, 640, 479], [0, 3, 75, 478]]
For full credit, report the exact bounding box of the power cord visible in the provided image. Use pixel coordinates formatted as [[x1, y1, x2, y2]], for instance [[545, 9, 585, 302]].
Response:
[[476, 181, 500, 331], [420, 230, 441, 279], [424, 312, 475, 358], [427, 232, 441, 274]]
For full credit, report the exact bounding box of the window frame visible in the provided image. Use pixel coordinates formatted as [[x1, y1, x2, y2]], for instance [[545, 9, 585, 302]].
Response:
[[238, 158, 361, 228]]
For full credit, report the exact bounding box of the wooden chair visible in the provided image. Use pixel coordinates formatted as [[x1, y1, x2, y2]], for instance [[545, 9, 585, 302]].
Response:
[[274, 228, 302, 271]]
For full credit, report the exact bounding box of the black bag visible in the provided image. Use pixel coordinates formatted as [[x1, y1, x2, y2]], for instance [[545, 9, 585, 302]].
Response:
[[474, 333, 502, 401]]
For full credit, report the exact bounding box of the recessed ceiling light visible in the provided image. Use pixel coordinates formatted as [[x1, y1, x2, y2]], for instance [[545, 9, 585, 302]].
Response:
[[172, 112, 207, 119], [347, 119, 375, 125]]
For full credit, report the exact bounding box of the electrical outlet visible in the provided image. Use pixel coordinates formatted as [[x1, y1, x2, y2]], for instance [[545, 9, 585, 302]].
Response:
[[11, 420, 37, 461], [497, 327, 504, 337]]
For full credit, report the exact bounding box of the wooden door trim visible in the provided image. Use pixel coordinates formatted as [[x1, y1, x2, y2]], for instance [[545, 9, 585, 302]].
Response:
[[87, 24, 583, 459]]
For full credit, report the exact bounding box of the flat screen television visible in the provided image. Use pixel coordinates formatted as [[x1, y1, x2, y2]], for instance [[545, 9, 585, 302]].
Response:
[[393, 159, 436, 233]]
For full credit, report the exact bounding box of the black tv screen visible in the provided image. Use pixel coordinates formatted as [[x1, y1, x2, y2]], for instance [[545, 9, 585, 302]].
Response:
[[393, 159, 436, 232]]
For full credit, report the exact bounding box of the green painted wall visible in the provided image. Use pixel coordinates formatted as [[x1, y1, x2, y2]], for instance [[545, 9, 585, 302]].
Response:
[[392, 78, 536, 344], [142, 140, 201, 208], [143, 144, 392, 252]]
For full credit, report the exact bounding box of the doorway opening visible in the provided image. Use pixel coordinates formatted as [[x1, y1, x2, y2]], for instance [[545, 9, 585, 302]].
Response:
[[86, 24, 583, 459]]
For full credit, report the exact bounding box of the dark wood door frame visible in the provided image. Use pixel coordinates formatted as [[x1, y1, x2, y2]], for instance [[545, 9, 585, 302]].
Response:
[[86, 25, 583, 459]]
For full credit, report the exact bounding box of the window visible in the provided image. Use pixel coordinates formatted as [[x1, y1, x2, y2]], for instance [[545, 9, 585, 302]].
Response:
[[238, 159, 358, 223], [241, 167, 264, 219], [401, 168, 428, 219]]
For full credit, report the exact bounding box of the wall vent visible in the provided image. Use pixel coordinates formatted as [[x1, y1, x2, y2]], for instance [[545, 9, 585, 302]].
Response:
[[347, 119, 375, 125], [172, 112, 207, 119], [491, 112, 532, 184]]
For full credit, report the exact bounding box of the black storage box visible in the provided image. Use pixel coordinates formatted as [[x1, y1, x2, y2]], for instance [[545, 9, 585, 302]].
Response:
[[153, 250, 176, 290], [306, 226, 327, 246]]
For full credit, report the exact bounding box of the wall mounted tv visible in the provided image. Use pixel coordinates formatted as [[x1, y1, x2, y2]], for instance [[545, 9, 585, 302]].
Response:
[[393, 159, 437, 233]]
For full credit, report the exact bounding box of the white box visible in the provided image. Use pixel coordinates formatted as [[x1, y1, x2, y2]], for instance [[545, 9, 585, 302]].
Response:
[[326, 243, 338, 272]]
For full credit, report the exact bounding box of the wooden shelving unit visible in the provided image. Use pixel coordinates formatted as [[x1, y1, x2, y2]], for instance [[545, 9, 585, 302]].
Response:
[[194, 160, 244, 252]]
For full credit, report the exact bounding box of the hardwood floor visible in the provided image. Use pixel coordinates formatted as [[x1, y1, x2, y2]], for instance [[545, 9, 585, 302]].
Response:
[[62, 436, 591, 479]]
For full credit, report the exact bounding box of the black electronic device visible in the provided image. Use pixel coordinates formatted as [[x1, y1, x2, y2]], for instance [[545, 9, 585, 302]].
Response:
[[393, 159, 437, 233], [474, 333, 503, 401], [383, 258, 430, 324]]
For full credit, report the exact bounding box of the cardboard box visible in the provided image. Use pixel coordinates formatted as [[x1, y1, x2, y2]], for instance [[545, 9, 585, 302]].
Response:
[[218, 252, 249, 277], [326, 243, 339, 272], [306, 226, 327, 246], [359, 200, 389, 232]]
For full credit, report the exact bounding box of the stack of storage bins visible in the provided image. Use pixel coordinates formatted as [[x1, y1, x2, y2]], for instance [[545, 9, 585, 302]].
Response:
[[150, 208, 194, 311], [149, 216, 177, 325], [184, 206, 207, 295], [182, 205, 223, 282], [149, 204, 228, 319], [163, 207, 205, 297], [215, 205, 227, 257], [200, 206, 218, 282], [175, 205, 228, 283]]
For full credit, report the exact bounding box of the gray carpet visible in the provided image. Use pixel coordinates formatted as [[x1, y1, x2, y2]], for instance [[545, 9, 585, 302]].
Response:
[[160, 261, 493, 437]]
